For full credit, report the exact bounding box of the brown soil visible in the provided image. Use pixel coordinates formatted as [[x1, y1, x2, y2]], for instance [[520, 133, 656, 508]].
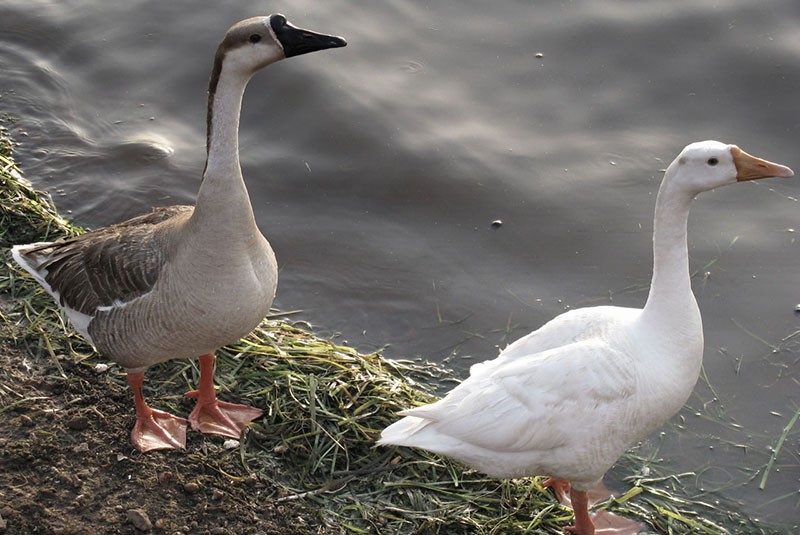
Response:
[[0, 339, 330, 535]]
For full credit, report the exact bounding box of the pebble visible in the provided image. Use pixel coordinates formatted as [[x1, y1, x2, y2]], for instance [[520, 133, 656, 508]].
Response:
[[222, 439, 239, 449], [158, 471, 175, 485], [183, 481, 200, 494], [127, 509, 152, 532], [491, 219, 503, 228], [66, 416, 90, 431], [794, 304, 800, 313], [211, 489, 225, 502]]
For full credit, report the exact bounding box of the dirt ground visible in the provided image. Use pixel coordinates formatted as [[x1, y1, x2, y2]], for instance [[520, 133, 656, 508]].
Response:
[[0, 337, 331, 535]]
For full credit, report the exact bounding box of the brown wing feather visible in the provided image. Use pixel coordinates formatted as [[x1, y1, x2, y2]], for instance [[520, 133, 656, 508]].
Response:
[[22, 205, 193, 314]]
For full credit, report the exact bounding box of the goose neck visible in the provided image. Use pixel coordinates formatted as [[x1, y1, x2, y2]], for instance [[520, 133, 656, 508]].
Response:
[[638, 177, 704, 400], [192, 62, 258, 234], [641, 179, 698, 322], [203, 67, 250, 179]]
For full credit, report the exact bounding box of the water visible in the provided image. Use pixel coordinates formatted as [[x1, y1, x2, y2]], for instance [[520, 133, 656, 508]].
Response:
[[2, 0, 798, 528]]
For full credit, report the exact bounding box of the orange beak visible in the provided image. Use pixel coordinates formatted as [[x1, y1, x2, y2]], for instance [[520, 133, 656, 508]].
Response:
[[731, 145, 794, 182]]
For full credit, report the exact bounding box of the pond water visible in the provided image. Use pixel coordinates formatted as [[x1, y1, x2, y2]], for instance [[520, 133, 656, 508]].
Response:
[[1, 0, 798, 529]]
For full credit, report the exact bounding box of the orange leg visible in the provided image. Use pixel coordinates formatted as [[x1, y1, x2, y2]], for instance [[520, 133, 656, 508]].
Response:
[[543, 477, 572, 502], [544, 478, 643, 535], [543, 479, 596, 535], [127, 371, 187, 452], [184, 353, 263, 439], [566, 488, 595, 535]]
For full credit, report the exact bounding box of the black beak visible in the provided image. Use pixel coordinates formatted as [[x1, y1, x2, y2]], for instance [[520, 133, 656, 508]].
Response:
[[270, 14, 347, 58]]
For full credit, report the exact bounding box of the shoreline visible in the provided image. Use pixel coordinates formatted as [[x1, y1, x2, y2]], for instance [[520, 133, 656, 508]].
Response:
[[0, 123, 771, 534]]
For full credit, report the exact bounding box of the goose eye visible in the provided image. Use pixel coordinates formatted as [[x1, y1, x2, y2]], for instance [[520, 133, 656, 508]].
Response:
[[249, 34, 262, 43], [707, 157, 719, 166]]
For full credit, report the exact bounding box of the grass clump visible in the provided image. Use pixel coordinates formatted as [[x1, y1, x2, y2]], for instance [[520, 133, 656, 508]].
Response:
[[0, 124, 777, 534], [0, 124, 75, 248]]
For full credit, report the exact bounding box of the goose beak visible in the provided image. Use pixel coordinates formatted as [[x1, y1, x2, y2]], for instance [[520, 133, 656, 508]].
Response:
[[731, 145, 794, 182], [271, 15, 347, 58]]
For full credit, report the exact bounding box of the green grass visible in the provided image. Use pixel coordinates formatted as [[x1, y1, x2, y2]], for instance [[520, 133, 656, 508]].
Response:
[[0, 123, 775, 534]]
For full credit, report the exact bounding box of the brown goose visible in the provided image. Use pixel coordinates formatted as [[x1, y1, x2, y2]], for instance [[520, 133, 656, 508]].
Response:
[[12, 14, 346, 452]]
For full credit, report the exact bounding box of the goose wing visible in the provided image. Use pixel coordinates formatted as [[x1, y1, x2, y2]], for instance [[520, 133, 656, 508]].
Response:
[[13, 205, 193, 315], [389, 338, 636, 454], [466, 306, 638, 383]]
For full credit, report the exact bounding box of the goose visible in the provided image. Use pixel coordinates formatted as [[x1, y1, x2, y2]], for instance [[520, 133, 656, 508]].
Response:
[[11, 14, 346, 452], [379, 141, 794, 535]]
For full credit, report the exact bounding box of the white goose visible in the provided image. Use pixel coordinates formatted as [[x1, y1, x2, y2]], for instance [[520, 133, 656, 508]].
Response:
[[379, 141, 793, 535], [12, 15, 346, 452]]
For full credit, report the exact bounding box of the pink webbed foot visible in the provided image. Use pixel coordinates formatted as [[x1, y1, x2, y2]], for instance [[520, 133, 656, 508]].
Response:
[[543, 478, 644, 535], [127, 370, 187, 452], [185, 353, 263, 439], [185, 396, 263, 438], [131, 408, 188, 452]]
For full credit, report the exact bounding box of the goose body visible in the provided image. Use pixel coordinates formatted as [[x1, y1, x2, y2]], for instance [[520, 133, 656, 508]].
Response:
[[14, 204, 275, 369], [379, 141, 794, 534], [13, 14, 346, 452]]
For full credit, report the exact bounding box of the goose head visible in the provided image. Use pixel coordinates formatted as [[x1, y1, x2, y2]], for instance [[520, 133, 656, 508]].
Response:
[[202, 14, 346, 164], [213, 14, 347, 78], [666, 140, 794, 196]]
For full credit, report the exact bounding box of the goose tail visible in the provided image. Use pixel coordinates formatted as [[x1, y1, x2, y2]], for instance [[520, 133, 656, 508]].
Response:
[[11, 242, 57, 292], [377, 414, 433, 448]]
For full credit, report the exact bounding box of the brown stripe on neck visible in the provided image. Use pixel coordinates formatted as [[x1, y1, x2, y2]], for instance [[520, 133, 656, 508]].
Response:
[[204, 46, 226, 168]]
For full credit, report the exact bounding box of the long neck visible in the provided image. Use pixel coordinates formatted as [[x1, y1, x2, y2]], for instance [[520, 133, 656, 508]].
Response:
[[193, 60, 257, 231], [638, 173, 705, 410], [641, 177, 699, 323]]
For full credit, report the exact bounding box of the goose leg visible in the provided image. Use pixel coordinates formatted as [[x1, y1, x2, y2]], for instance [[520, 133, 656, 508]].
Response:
[[542, 477, 572, 503], [185, 353, 263, 439], [543, 478, 643, 535], [566, 488, 595, 535], [543, 478, 596, 535], [127, 371, 187, 452]]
